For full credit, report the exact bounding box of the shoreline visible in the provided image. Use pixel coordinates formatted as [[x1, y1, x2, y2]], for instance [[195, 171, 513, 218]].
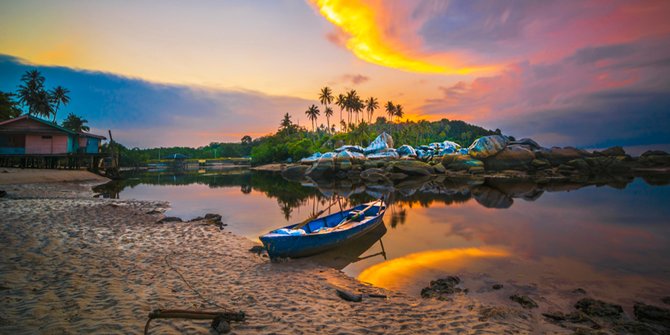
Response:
[[1, 170, 667, 334]]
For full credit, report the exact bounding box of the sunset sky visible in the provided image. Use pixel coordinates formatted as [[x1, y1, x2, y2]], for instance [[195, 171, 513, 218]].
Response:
[[1, 0, 669, 150]]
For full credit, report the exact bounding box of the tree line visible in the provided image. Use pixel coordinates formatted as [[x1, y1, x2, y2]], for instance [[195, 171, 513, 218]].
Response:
[[305, 86, 405, 133]]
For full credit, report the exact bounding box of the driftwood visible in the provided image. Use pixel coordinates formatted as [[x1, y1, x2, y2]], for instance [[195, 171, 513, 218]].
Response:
[[144, 309, 245, 334], [336, 289, 387, 302]]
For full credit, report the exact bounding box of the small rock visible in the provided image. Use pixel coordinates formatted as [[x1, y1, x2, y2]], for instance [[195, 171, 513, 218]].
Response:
[[204, 213, 222, 222], [0, 190, 6, 198], [641, 150, 669, 157], [421, 276, 463, 299], [211, 315, 231, 334], [492, 284, 503, 290], [530, 159, 551, 170], [663, 297, 670, 305], [157, 216, 183, 223], [509, 294, 538, 309], [572, 288, 587, 295], [146, 210, 162, 215], [249, 245, 266, 255], [575, 298, 623, 319], [634, 302, 670, 327], [594, 146, 626, 157]]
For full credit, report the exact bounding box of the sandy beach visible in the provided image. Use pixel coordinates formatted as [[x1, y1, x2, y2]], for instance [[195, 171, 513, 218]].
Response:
[[0, 169, 538, 334], [1, 169, 666, 334]]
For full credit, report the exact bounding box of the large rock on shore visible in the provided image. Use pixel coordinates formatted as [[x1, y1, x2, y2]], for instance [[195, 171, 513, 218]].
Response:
[[442, 155, 485, 171], [535, 147, 589, 165], [594, 146, 626, 157], [468, 135, 509, 159], [484, 145, 535, 171], [639, 150, 670, 167], [509, 138, 542, 151], [389, 160, 434, 176], [305, 155, 335, 178]]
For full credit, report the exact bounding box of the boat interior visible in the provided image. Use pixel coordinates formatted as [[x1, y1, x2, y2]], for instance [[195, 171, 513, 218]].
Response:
[[299, 203, 385, 234]]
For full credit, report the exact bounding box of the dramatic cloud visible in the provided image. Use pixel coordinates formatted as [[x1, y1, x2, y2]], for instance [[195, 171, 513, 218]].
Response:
[[309, 0, 499, 74], [0, 55, 311, 148], [421, 37, 670, 148]]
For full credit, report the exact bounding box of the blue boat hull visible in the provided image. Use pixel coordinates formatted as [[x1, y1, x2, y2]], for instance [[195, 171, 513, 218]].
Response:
[[260, 203, 386, 258]]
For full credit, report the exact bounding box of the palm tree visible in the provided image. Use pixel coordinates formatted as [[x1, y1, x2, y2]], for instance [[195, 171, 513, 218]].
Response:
[[324, 106, 334, 133], [318, 86, 333, 108], [395, 104, 404, 122], [365, 97, 378, 123], [17, 70, 46, 116], [304, 104, 320, 131], [49, 86, 70, 122], [345, 89, 359, 126], [33, 90, 53, 119], [335, 93, 346, 129], [353, 97, 364, 125], [318, 86, 334, 133], [385, 101, 396, 121], [62, 112, 90, 132]]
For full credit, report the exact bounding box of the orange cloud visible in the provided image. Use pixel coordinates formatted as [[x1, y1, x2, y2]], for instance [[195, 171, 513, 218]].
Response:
[[310, 0, 499, 75]]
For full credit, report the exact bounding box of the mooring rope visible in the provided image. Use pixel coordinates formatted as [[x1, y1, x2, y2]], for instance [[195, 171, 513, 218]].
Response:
[[164, 252, 232, 311]]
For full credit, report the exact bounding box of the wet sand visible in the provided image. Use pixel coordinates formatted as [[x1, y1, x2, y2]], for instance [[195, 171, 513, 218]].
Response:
[[0, 171, 566, 334]]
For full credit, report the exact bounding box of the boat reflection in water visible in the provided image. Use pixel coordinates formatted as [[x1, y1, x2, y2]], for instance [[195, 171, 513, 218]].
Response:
[[296, 222, 388, 270]]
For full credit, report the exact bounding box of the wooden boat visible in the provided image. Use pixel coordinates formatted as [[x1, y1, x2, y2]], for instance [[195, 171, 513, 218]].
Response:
[[259, 200, 387, 258]]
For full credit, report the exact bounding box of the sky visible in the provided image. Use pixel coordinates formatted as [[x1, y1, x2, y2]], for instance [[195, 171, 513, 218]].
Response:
[[1, 0, 669, 149]]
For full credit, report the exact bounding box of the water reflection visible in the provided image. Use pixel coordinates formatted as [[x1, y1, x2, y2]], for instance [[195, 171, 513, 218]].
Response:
[[96, 169, 670, 307]]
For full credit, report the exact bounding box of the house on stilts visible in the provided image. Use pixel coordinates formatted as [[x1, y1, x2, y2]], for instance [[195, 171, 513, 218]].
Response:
[[0, 115, 107, 169]]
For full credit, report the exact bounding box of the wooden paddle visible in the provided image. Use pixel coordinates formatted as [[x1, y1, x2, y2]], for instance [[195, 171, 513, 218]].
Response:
[[293, 200, 338, 230], [331, 199, 382, 232]]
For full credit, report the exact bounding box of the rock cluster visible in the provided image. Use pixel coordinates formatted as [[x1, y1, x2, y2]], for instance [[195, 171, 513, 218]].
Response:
[[420, 276, 465, 300], [287, 133, 670, 186]]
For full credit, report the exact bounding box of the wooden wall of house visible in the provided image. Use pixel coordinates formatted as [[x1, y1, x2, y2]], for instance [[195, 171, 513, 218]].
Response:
[[25, 134, 70, 154], [1, 118, 63, 134]]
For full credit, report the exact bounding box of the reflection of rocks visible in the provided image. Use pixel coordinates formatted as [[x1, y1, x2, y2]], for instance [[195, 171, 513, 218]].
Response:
[[281, 165, 308, 181], [472, 186, 513, 209]]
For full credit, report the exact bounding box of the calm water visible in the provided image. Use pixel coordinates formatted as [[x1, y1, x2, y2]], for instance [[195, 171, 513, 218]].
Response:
[[97, 168, 670, 307]]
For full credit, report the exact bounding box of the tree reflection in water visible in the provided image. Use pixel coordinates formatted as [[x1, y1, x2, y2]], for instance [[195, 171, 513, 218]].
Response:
[[95, 168, 670, 225]]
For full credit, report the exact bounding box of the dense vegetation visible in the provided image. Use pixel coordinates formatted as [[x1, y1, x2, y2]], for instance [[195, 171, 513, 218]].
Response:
[[248, 112, 497, 165]]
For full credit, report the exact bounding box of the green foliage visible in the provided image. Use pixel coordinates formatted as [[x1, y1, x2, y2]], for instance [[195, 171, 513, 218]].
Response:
[[248, 116, 498, 165], [0, 92, 21, 121], [61, 113, 90, 132]]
